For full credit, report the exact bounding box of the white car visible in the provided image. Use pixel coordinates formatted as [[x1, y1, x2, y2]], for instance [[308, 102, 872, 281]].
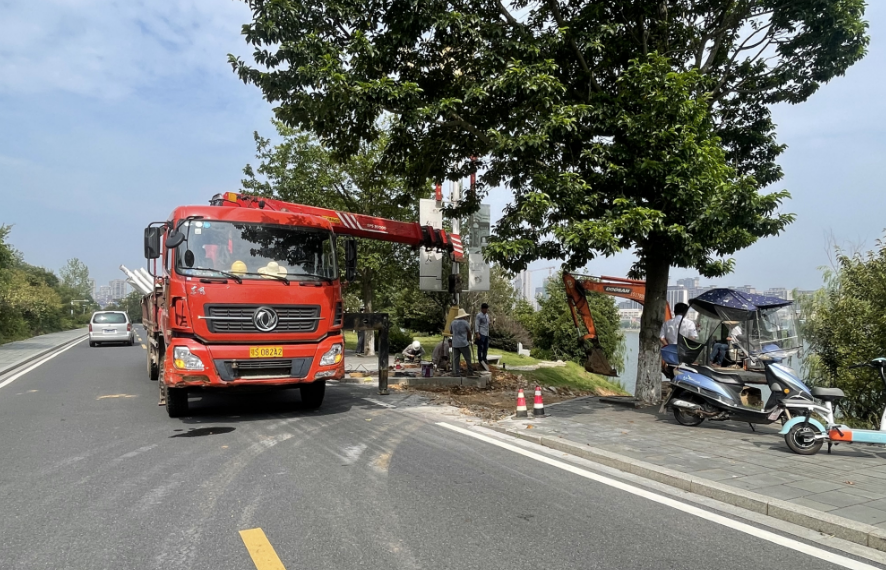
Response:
[[89, 311, 134, 347]]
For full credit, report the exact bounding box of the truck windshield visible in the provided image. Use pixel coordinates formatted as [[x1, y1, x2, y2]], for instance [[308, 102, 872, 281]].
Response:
[[175, 220, 337, 281]]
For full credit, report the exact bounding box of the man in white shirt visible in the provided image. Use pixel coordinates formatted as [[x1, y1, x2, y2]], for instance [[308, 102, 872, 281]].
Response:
[[659, 303, 698, 346]]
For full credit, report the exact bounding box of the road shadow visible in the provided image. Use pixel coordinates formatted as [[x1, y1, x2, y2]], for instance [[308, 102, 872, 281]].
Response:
[[175, 385, 356, 424]]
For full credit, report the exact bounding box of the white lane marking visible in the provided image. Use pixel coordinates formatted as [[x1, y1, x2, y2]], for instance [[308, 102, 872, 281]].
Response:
[[437, 422, 880, 570], [363, 397, 396, 409], [116, 444, 158, 460], [0, 337, 86, 390]]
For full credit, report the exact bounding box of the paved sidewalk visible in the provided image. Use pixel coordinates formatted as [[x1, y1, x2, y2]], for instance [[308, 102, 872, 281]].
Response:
[[0, 328, 88, 376], [496, 397, 886, 533]]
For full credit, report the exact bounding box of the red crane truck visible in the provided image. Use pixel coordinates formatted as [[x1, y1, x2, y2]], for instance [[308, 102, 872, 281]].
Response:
[[142, 192, 462, 417]]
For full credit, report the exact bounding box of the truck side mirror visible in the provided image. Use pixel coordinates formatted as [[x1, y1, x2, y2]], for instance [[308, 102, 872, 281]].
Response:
[[345, 239, 357, 282], [144, 227, 162, 259], [166, 230, 185, 249]]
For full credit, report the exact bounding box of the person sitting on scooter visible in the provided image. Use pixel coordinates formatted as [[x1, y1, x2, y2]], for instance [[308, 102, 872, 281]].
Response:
[[659, 303, 698, 346], [711, 323, 742, 366]]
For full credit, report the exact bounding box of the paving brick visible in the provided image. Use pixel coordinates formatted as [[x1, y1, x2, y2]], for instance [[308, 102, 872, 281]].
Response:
[[827, 505, 886, 526], [752, 484, 810, 501], [799, 490, 870, 509], [785, 479, 846, 494], [787, 497, 840, 512]]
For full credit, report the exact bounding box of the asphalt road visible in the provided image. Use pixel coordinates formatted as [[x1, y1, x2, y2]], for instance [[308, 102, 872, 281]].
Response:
[[0, 327, 881, 570]]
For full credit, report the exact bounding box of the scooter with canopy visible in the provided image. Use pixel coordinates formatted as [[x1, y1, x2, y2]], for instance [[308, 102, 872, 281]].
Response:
[[660, 289, 813, 428]]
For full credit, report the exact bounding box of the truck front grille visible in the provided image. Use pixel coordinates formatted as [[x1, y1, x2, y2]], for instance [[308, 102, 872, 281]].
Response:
[[214, 357, 313, 381], [203, 304, 321, 333]]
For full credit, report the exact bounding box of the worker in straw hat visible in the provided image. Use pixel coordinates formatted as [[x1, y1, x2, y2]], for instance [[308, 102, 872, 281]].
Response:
[[449, 308, 474, 377]]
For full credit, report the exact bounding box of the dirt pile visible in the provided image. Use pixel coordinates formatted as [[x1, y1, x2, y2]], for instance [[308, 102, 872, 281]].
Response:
[[394, 368, 605, 420]]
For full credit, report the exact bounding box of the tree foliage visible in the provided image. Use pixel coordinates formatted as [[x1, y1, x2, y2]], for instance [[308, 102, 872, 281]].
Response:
[[801, 238, 886, 428], [0, 226, 90, 343], [230, 0, 867, 401]]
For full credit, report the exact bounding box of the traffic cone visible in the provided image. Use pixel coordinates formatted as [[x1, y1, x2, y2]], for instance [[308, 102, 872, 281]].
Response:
[[533, 386, 545, 417], [515, 388, 528, 418]]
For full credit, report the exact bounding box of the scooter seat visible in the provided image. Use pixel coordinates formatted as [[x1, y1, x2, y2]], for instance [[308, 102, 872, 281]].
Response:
[[696, 366, 744, 385], [811, 387, 845, 400]]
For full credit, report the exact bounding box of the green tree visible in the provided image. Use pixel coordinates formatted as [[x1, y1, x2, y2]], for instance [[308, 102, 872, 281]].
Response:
[[801, 238, 886, 428], [530, 272, 624, 371], [58, 258, 93, 301], [230, 0, 867, 402], [241, 121, 426, 354]]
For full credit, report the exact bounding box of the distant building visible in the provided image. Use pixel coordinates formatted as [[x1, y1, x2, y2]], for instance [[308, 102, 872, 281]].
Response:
[[676, 277, 698, 290], [109, 279, 128, 301], [619, 299, 642, 310], [667, 285, 689, 308], [764, 287, 789, 300]]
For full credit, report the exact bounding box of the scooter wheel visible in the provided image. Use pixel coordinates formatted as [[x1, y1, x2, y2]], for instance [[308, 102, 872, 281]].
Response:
[[784, 423, 823, 455], [673, 405, 704, 426]]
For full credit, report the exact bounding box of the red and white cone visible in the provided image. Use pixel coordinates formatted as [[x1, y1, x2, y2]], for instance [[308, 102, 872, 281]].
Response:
[[515, 388, 528, 418], [533, 386, 545, 417]]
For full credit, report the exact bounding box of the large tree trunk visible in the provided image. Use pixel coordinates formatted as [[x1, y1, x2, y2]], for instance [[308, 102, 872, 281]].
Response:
[[362, 268, 375, 357], [634, 253, 670, 405]]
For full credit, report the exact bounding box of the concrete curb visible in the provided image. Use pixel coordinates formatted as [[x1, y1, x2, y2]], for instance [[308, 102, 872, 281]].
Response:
[[0, 332, 88, 378], [487, 424, 886, 552]]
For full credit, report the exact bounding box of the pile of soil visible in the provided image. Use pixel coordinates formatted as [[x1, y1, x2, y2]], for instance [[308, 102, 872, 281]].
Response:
[[392, 368, 614, 420]]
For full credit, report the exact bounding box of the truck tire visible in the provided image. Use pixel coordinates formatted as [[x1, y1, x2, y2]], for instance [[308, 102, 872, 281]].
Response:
[[147, 344, 159, 381], [300, 380, 325, 410], [166, 387, 189, 418]]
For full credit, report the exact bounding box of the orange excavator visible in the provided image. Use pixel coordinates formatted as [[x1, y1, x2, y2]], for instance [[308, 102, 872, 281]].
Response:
[[562, 273, 672, 376]]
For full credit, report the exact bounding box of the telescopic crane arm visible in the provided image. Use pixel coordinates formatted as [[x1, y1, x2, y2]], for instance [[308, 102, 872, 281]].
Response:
[[212, 192, 464, 261]]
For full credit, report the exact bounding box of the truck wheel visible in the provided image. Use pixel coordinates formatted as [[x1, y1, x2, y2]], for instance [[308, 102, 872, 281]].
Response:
[[784, 423, 823, 455], [166, 387, 189, 418], [300, 381, 326, 410], [147, 345, 159, 381]]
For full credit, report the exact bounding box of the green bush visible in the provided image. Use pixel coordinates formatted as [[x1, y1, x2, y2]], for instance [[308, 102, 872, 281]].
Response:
[[375, 324, 414, 354], [489, 313, 532, 353], [802, 237, 886, 428]]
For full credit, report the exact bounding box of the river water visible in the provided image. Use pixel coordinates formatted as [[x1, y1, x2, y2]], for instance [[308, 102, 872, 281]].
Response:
[[615, 330, 640, 395]]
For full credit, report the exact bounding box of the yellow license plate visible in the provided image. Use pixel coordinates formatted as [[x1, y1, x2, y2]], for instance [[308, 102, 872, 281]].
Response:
[[249, 346, 283, 358]]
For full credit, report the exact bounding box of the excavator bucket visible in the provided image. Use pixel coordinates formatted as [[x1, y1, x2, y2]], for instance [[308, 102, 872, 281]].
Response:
[[584, 344, 618, 377]]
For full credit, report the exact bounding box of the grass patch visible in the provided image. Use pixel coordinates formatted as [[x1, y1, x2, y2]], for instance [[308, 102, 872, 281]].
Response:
[[520, 362, 628, 395]]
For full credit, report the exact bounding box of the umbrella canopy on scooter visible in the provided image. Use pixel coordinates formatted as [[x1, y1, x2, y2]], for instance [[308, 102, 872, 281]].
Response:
[[690, 289, 792, 321]]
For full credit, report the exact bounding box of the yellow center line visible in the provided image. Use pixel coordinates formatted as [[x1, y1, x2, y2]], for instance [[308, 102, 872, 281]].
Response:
[[239, 528, 287, 570]]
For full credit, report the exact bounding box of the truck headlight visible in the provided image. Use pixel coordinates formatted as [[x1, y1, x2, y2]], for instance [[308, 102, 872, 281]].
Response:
[[173, 346, 204, 371], [320, 344, 343, 366]]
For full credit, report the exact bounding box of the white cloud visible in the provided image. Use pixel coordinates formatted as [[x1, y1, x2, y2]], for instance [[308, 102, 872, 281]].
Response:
[[0, 0, 252, 98]]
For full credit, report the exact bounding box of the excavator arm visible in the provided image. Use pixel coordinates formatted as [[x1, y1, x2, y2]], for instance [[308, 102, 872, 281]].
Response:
[[211, 192, 463, 261], [562, 273, 673, 376]]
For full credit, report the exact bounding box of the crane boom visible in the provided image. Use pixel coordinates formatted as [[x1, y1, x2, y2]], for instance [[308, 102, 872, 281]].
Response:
[[211, 192, 464, 261]]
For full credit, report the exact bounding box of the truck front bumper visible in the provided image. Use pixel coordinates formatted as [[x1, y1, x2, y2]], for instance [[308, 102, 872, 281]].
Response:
[[163, 336, 345, 388]]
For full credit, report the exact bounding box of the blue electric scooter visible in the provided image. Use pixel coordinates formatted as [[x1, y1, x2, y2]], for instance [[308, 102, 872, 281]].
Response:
[[781, 358, 886, 455]]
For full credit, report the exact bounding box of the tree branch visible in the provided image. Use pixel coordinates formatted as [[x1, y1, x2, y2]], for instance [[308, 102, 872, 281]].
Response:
[[495, 0, 521, 26], [545, 0, 600, 93]]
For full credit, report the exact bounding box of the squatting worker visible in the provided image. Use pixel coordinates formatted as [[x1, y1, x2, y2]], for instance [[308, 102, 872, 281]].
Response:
[[401, 340, 425, 363], [474, 303, 491, 365], [432, 338, 452, 371], [659, 302, 698, 346], [449, 308, 474, 377]]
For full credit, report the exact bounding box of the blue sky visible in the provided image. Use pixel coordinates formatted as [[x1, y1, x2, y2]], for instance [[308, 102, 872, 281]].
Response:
[[1, 1, 884, 295]]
